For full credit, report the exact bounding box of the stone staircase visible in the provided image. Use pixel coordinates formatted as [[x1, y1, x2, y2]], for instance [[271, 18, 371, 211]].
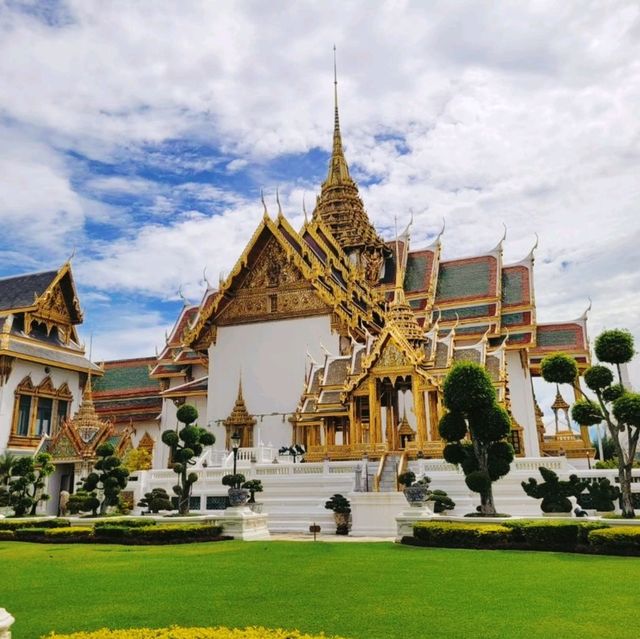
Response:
[[378, 454, 401, 492]]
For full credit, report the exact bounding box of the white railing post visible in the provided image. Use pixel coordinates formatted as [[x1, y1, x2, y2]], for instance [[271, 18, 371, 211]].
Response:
[[0, 609, 15, 639]]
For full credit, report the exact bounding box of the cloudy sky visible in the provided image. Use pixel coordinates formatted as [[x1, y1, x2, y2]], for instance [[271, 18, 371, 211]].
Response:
[[1, 0, 639, 392]]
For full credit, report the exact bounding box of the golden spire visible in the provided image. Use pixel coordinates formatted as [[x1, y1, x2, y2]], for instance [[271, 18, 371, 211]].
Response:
[[71, 374, 106, 444], [386, 217, 424, 345], [312, 47, 384, 254], [326, 45, 351, 185]]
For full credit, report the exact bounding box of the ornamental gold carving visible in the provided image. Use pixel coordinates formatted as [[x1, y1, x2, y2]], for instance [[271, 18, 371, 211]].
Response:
[[217, 237, 330, 325], [377, 342, 409, 369]]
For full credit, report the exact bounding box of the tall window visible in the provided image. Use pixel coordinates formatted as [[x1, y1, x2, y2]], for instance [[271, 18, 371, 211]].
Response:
[[55, 400, 69, 434], [16, 395, 32, 436], [35, 397, 53, 436], [11, 375, 73, 440]]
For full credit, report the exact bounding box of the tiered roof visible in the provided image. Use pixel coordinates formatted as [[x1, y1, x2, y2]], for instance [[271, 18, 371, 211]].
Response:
[[0, 264, 100, 374], [92, 357, 162, 425]]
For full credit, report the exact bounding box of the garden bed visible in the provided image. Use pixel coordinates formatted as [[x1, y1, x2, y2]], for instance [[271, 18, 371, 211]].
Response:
[[0, 518, 228, 545], [404, 519, 640, 556]]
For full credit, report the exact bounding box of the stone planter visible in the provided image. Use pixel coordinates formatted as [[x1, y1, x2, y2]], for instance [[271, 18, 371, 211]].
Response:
[[403, 485, 430, 508], [334, 512, 351, 535], [542, 512, 573, 518], [227, 488, 250, 507], [248, 502, 264, 514]]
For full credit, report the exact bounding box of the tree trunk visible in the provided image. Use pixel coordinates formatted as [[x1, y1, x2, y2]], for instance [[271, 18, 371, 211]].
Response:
[[620, 464, 635, 518], [474, 438, 497, 516], [179, 467, 189, 515], [480, 488, 496, 516]]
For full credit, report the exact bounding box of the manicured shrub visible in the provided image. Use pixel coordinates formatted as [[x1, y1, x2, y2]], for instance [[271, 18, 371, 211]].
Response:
[[45, 526, 93, 539], [540, 352, 578, 385], [83, 443, 130, 516], [0, 518, 70, 530], [588, 526, 640, 555], [44, 626, 349, 639], [521, 467, 587, 513], [138, 488, 173, 513], [501, 520, 580, 548], [14, 527, 48, 540], [94, 519, 156, 528], [127, 523, 223, 542], [413, 522, 513, 548], [438, 362, 514, 515], [93, 526, 132, 539], [0, 529, 15, 540]]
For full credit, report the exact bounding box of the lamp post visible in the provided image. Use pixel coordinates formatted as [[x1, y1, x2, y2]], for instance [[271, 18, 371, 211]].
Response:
[[231, 430, 241, 476]]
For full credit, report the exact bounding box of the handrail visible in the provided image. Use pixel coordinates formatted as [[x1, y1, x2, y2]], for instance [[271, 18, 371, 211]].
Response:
[[373, 452, 387, 492], [396, 452, 408, 490]]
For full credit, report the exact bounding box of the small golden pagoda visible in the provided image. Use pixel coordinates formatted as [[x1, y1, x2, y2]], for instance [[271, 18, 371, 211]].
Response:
[[223, 379, 256, 449]]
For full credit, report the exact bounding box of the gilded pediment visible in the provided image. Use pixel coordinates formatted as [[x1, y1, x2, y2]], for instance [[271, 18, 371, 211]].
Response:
[[217, 237, 330, 325]]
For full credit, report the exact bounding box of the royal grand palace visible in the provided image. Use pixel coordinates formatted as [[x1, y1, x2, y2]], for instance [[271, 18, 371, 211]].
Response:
[[0, 76, 595, 508]]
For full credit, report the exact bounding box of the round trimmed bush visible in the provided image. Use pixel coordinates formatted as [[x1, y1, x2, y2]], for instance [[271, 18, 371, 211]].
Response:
[[443, 442, 466, 465], [438, 411, 467, 441], [465, 470, 491, 494], [443, 362, 496, 413], [176, 404, 199, 425], [540, 353, 578, 385], [571, 399, 603, 426], [613, 393, 640, 427], [595, 329, 634, 365], [584, 365, 614, 392], [468, 405, 511, 443], [603, 383, 625, 403]]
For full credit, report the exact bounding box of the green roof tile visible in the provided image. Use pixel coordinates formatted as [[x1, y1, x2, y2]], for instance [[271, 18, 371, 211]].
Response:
[[93, 364, 159, 393], [436, 259, 492, 301]]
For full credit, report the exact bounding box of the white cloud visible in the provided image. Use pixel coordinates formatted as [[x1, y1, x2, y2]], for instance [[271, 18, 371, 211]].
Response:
[[0, 0, 638, 392]]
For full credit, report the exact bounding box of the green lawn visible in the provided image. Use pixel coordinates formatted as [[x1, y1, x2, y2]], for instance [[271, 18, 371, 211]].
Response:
[[0, 540, 637, 639]]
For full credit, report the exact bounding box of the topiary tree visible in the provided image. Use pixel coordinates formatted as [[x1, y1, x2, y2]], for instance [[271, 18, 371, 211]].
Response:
[[428, 489, 456, 514], [571, 328, 640, 517], [242, 479, 263, 503], [222, 473, 246, 490], [161, 404, 215, 515], [7, 452, 55, 516], [138, 487, 173, 514], [579, 477, 621, 513], [324, 493, 351, 535], [540, 352, 578, 393], [83, 443, 130, 515], [0, 452, 17, 507], [68, 488, 100, 516], [522, 466, 587, 513], [438, 362, 515, 516]]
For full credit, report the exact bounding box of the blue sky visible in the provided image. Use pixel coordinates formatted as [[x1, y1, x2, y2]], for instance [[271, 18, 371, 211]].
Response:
[[0, 0, 639, 406]]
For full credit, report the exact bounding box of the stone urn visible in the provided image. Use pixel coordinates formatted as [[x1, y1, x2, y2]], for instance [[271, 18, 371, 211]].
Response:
[[228, 488, 250, 507], [334, 511, 351, 535], [249, 502, 264, 514], [403, 485, 430, 508]]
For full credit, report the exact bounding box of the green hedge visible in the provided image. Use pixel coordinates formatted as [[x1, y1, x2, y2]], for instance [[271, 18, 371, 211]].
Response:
[[0, 521, 226, 545], [45, 526, 93, 539], [410, 520, 639, 555], [413, 522, 512, 548], [0, 518, 70, 531], [93, 519, 156, 529], [588, 526, 640, 554]]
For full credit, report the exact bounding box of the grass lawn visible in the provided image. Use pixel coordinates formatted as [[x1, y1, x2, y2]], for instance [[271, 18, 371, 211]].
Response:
[[1, 540, 637, 639]]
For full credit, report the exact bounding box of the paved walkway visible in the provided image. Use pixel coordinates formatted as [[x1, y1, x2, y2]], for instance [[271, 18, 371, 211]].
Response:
[[269, 533, 395, 542]]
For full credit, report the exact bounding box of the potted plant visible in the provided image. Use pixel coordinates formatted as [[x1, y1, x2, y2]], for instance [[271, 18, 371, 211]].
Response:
[[428, 489, 456, 514], [398, 471, 432, 508], [521, 467, 587, 517], [324, 494, 351, 535], [242, 479, 264, 513], [222, 473, 248, 507]]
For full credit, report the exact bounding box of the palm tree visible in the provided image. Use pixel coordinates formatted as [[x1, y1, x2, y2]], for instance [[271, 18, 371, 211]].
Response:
[[0, 452, 17, 486]]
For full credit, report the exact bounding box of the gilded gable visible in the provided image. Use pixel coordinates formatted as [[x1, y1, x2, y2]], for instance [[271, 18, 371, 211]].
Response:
[[217, 237, 330, 325]]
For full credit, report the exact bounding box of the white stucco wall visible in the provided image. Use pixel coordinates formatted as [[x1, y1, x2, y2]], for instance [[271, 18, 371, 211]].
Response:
[[208, 315, 338, 451], [505, 350, 540, 457], [0, 360, 83, 453]]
